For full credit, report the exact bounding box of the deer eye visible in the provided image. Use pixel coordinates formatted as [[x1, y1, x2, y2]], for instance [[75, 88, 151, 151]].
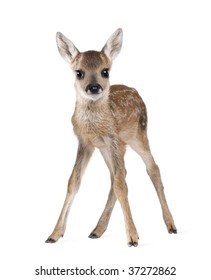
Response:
[[101, 68, 109, 78], [75, 70, 84, 80]]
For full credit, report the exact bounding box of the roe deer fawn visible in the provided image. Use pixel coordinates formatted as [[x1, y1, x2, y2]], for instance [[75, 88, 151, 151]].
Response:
[[46, 28, 177, 246]]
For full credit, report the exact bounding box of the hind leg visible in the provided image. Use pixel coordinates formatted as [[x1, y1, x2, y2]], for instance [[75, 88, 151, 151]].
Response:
[[89, 142, 138, 247], [89, 148, 117, 238], [130, 132, 177, 234], [89, 186, 116, 238]]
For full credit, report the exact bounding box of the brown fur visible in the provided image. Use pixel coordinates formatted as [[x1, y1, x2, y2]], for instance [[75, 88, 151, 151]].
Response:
[[46, 29, 177, 246]]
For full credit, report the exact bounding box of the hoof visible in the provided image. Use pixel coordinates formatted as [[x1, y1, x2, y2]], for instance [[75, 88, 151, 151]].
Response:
[[45, 238, 56, 243], [168, 228, 177, 234], [128, 241, 138, 247], [88, 233, 99, 239]]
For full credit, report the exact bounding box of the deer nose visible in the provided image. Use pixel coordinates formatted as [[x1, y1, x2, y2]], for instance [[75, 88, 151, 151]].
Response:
[[86, 83, 103, 94]]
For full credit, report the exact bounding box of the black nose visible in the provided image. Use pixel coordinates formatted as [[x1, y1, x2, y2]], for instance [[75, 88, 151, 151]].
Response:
[[86, 83, 103, 94]]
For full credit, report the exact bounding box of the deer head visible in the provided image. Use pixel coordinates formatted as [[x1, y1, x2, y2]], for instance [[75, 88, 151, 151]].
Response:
[[56, 28, 123, 101]]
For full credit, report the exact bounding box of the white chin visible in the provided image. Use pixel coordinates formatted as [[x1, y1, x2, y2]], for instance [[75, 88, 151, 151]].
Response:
[[79, 90, 104, 101]]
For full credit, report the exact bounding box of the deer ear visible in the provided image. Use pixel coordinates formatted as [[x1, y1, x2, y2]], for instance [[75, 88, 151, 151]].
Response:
[[102, 28, 123, 60], [56, 32, 79, 64]]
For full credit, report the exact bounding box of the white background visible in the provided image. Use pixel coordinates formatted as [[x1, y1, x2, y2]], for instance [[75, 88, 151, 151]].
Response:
[[0, 0, 211, 279]]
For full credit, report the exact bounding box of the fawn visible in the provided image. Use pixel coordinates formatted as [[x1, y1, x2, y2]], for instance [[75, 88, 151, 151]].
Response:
[[46, 28, 177, 246]]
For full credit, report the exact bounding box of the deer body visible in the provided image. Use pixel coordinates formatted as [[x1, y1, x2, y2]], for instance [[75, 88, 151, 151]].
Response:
[[46, 29, 177, 246]]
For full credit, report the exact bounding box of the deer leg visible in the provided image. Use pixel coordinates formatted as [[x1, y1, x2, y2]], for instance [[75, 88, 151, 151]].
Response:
[[90, 139, 138, 246], [113, 167, 139, 246], [130, 133, 177, 234], [89, 186, 116, 238], [46, 143, 94, 243], [89, 148, 117, 238], [143, 152, 177, 233], [109, 139, 139, 246]]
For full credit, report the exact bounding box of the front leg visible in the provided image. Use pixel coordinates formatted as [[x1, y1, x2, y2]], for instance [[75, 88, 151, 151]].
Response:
[[46, 142, 94, 243]]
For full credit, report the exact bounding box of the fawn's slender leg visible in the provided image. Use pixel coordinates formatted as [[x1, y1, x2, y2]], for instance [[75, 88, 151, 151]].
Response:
[[89, 148, 117, 238], [90, 137, 138, 246], [113, 165, 139, 246], [89, 186, 116, 238], [46, 142, 94, 243], [109, 137, 139, 246], [89, 146, 128, 239], [130, 132, 177, 234]]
